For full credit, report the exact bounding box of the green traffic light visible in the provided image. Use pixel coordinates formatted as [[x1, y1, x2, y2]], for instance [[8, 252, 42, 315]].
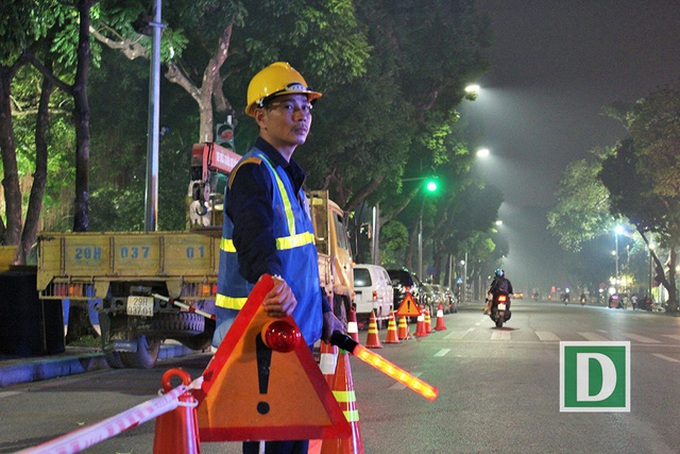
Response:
[[425, 180, 438, 192]]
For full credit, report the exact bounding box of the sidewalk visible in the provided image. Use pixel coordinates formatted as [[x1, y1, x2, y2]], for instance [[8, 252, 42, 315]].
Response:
[[0, 342, 197, 388]]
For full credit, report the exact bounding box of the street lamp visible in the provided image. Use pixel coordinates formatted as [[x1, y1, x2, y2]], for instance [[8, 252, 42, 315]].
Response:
[[476, 148, 490, 159]]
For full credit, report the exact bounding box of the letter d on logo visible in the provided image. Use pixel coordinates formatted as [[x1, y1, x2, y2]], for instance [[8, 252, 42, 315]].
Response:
[[560, 341, 630, 412]]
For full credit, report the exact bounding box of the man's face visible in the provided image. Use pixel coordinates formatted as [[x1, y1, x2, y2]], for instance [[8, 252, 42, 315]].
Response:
[[255, 94, 313, 153]]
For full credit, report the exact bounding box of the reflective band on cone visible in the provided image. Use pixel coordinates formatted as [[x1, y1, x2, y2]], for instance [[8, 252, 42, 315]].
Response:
[[397, 316, 411, 340], [424, 308, 433, 333], [383, 311, 401, 344], [347, 307, 360, 343], [434, 303, 447, 331], [320, 350, 364, 454], [364, 310, 382, 349], [414, 307, 428, 337]]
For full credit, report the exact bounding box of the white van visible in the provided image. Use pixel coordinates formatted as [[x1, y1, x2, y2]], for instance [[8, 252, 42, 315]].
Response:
[[353, 264, 394, 328]]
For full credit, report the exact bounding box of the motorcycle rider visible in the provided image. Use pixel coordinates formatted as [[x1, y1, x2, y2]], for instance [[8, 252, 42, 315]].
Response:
[[484, 269, 514, 315]]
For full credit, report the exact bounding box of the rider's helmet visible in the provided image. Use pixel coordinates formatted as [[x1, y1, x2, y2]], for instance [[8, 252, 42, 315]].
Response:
[[245, 62, 322, 117], [494, 269, 504, 277]]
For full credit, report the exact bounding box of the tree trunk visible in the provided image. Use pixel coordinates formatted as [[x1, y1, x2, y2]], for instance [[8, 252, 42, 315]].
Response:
[[0, 63, 25, 247], [19, 69, 53, 263], [667, 247, 678, 312]]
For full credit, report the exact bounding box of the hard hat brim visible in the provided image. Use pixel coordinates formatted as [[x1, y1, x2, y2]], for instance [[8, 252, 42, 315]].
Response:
[[246, 89, 322, 116]]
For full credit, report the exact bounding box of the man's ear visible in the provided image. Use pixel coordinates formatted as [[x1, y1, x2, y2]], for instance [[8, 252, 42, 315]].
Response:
[[254, 108, 266, 127]]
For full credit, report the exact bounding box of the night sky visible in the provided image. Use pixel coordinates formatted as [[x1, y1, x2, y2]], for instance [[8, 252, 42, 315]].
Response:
[[467, 0, 680, 292]]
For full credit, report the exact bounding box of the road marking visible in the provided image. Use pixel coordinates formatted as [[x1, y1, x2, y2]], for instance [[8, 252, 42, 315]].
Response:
[[578, 332, 610, 342], [491, 331, 511, 341], [662, 334, 680, 342], [443, 328, 473, 340], [434, 348, 450, 357], [535, 331, 561, 341], [389, 372, 422, 389], [652, 353, 680, 363], [0, 391, 21, 399], [622, 333, 661, 343]]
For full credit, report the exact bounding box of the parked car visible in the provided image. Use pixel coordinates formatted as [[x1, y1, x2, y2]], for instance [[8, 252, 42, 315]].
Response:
[[420, 283, 442, 316], [436, 284, 458, 314], [353, 264, 394, 328], [386, 268, 422, 311]]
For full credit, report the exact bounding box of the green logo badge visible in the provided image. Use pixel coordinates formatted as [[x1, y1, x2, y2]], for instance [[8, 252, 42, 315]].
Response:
[[560, 341, 630, 412]]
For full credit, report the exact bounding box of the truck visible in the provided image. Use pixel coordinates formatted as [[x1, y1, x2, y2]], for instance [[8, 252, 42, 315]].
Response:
[[308, 190, 355, 327], [34, 143, 354, 369]]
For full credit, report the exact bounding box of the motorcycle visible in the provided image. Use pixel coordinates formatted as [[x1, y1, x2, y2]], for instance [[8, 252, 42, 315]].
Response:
[[489, 292, 511, 328], [580, 295, 587, 306]]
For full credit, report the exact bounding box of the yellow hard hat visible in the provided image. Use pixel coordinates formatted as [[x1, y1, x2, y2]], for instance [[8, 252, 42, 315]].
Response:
[[245, 62, 322, 117]]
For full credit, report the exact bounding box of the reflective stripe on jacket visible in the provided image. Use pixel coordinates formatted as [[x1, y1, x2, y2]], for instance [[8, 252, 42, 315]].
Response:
[[216, 148, 323, 344]]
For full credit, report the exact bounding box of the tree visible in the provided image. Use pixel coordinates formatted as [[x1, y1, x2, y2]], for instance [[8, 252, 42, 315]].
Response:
[[600, 87, 680, 310], [25, 0, 102, 232], [547, 150, 615, 252], [0, 1, 70, 262], [93, 0, 370, 143]]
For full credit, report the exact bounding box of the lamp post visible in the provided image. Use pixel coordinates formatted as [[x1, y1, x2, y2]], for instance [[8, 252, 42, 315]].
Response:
[[614, 225, 623, 292]]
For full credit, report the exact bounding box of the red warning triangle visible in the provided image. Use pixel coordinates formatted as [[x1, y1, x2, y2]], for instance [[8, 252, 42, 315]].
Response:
[[395, 292, 421, 317], [195, 274, 351, 441]]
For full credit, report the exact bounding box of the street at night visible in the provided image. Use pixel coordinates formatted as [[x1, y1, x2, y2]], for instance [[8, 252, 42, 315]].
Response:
[[3, 302, 680, 453]]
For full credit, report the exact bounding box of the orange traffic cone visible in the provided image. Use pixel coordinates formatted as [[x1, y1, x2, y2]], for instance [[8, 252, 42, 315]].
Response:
[[365, 310, 383, 348], [434, 303, 447, 331], [424, 307, 433, 333], [311, 342, 340, 454], [320, 350, 364, 454], [414, 306, 428, 337], [319, 341, 339, 384], [347, 307, 360, 343], [153, 369, 200, 454], [397, 316, 411, 340], [383, 311, 401, 344]]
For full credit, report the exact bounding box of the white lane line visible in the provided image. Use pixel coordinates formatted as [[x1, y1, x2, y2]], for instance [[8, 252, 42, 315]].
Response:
[[535, 331, 561, 341], [434, 348, 451, 357], [491, 331, 511, 341], [0, 391, 21, 399], [443, 328, 474, 340], [389, 372, 422, 389], [578, 332, 610, 342], [622, 333, 661, 343], [652, 353, 680, 363]]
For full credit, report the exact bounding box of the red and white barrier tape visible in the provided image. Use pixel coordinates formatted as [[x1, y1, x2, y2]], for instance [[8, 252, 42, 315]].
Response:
[[17, 385, 189, 454]]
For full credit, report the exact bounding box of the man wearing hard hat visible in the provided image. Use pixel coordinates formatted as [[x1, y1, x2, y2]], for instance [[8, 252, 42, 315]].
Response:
[[214, 62, 345, 453]]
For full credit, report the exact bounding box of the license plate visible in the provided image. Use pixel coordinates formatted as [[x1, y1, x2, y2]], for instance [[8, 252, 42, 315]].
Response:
[[498, 303, 506, 310], [127, 296, 154, 317]]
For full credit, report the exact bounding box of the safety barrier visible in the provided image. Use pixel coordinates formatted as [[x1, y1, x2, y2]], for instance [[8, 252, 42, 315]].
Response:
[[17, 369, 200, 454]]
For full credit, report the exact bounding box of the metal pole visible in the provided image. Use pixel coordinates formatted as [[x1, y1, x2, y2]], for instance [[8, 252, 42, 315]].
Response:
[[464, 252, 468, 303], [615, 233, 619, 292], [372, 204, 379, 265], [418, 215, 423, 280], [144, 0, 162, 232]]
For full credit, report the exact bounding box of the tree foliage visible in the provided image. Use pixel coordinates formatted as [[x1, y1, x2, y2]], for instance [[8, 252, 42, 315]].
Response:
[[600, 86, 680, 308], [547, 150, 614, 252]]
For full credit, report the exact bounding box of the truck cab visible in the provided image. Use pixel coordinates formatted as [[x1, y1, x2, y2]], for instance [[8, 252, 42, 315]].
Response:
[[307, 190, 355, 326]]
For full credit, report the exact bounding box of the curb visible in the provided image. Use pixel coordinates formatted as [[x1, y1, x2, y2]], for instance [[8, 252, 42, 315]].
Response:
[[0, 344, 197, 388]]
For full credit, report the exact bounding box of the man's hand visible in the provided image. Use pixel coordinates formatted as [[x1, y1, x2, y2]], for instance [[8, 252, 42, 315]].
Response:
[[262, 276, 297, 318], [322, 311, 345, 343]]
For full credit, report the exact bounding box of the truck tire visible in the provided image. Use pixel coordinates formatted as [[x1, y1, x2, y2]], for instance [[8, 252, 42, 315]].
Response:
[[105, 335, 161, 369], [179, 319, 216, 351], [151, 312, 205, 336]]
